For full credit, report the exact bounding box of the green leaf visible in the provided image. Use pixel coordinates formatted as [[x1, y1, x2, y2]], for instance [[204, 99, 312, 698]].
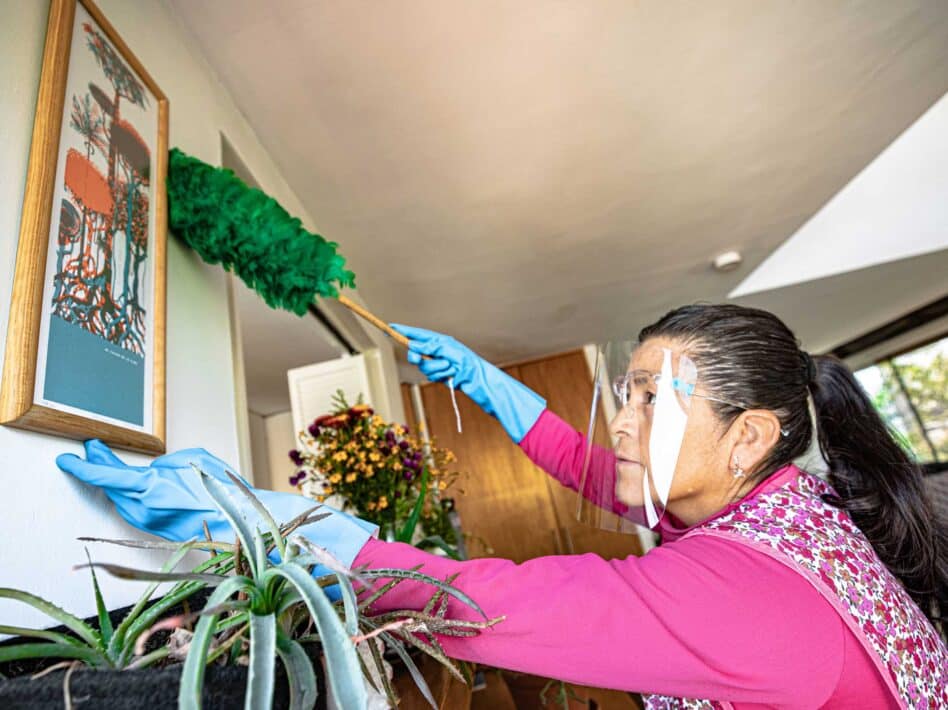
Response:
[[279, 507, 330, 538], [84, 548, 113, 647], [0, 589, 100, 649], [397, 466, 430, 543], [0, 625, 85, 646], [194, 465, 261, 578], [364, 631, 398, 708], [276, 632, 319, 710], [247, 613, 277, 710], [225, 470, 287, 563], [375, 628, 437, 710], [117, 580, 205, 667], [125, 646, 171, 670], [0, 642, 105, 666], [290, 537, 360, 636], [357, 564, 422, 611], [359, 568, 486, 618], [415, 535, 462, 560], [263, 564, 367, 710], [109, 541, 204, 660], [78, 536, 234, 554], [74, 562, 226, 585], [178, 576, 251, 710]]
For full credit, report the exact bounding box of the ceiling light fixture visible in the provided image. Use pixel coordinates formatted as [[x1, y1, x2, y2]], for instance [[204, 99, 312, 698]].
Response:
[[712, 250, 743, 272]]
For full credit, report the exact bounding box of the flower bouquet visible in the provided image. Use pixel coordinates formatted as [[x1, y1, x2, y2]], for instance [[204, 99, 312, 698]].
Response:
[[289, 392, 462, 557]]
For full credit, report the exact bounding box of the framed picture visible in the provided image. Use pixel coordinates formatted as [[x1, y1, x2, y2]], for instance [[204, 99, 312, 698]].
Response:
[[0, 0, 168, 453]]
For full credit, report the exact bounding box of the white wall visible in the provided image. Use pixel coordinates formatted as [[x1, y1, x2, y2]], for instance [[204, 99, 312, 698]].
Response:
[[246, 408, 298, 496], [248, 409, 271, 488], [0, 0, 339, 628], [263, 411, 298, 496]]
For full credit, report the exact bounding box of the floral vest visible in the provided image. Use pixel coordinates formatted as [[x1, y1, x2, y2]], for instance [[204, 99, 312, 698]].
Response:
[[644, 470, 948, 710]]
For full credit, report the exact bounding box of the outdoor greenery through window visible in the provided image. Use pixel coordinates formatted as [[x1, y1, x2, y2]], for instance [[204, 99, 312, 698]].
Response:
[[854, 335, 948, 467]]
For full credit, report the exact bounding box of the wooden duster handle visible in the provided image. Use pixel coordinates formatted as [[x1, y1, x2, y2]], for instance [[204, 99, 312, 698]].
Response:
[[336, 294, 411, 349]]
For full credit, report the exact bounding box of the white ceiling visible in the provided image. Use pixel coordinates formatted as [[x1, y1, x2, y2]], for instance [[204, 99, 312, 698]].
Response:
[[173, 1, 948, 377]]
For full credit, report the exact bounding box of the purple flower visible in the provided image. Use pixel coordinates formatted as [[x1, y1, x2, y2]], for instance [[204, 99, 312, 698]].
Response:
[[385, 430, 396, 444], [403, 471, 414, 481], [308, 423, 320, 437], [398, 440, 410, 451], [288, 472, 305, 486], [289, 449, 304, 466]]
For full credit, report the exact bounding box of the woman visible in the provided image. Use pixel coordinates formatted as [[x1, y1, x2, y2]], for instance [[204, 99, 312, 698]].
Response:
[[59, 304, 947, 708]]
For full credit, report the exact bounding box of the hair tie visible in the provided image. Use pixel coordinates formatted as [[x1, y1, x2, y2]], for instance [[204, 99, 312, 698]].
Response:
[[803, 352, 817, 384]]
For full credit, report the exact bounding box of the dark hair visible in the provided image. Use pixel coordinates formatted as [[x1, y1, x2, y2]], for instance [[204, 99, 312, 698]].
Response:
[[639, 303, 946, 637]]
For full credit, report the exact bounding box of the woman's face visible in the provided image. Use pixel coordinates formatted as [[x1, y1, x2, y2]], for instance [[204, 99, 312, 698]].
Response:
[[608, 337, 730, 511]]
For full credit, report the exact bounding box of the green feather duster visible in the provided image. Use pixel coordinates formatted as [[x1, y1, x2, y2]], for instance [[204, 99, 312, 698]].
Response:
[[166, 148, 355, 316]]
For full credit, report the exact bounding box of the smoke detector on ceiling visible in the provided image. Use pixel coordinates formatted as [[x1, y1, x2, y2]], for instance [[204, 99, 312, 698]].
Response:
[[712, 250, 743, 272]]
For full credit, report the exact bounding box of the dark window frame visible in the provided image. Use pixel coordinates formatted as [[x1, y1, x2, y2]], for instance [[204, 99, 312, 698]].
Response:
[[830, 294, 948, 476]]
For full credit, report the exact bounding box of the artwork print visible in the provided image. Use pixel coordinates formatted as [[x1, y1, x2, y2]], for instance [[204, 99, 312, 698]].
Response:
[[35, 2, 158, 429]]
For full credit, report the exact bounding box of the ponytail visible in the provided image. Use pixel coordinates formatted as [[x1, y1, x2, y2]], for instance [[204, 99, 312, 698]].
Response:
[[811, 355, 947, 636]]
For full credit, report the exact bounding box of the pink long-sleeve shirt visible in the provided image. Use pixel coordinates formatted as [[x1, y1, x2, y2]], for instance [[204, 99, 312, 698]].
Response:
[[353, 411, 895, 707]]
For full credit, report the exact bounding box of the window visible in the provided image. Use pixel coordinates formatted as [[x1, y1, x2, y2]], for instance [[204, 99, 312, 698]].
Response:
[[854, 335, 948, 466]]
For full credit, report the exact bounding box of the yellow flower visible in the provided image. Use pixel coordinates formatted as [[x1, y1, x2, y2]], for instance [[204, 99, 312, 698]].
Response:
[[437, 480, 448, 490], [332, 451, 348, 462], [329, 473, 342, 484], [377, 496, 389, 510], [345, 441, 357, 452], [366, 501, 377, 511], [371, 415, 384, 426], [345, 473, 357, 483], [323, 486, 334, 495], [369, 452, 381, 463], [393, 462, 402, 472], [366, 469, 375, 478]]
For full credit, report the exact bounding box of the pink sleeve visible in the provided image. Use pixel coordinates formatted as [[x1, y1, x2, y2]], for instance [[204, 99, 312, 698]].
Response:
[[354, 534, 847, 705], [520, 409, 632, 518]]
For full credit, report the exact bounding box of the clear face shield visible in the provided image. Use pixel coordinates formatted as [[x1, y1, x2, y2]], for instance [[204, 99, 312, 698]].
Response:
[[577, 341, 697, 531]]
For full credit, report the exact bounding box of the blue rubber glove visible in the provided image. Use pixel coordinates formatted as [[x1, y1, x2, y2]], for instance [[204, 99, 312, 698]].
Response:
[[390, 324, 546, 442], [56, 440, 378, 569]]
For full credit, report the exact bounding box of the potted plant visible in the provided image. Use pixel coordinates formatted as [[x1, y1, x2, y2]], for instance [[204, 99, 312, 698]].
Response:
[[289, 392, 462, 558], [0, 464, 500, 709]]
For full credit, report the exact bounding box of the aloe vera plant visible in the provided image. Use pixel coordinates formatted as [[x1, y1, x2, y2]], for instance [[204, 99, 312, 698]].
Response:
[[0, 539, 225, 672], [2, 465, 501, 709]]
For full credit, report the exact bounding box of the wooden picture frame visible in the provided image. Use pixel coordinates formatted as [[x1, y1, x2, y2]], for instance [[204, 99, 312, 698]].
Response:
[[1, 0, 168, 454]]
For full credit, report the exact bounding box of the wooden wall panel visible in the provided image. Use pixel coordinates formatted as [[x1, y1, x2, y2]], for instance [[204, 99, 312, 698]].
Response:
[[517, 352, 642, 560], [420, 377, 563, 562], [417, 349, 641, 563]]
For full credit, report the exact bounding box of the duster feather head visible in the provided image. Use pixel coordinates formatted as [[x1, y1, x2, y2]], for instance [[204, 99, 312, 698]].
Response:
[[166, 148, 355, 315]]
